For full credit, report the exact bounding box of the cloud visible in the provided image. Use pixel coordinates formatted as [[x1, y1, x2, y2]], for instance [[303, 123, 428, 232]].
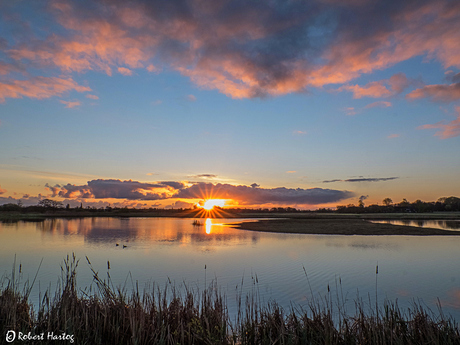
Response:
[[387, 133, 400, 139], [118, 67, 133, 76], [50, 179, 353, 206], [293, 130, 307, 135], [339, 73, 410, 99], [57, 179, 187, 200], [406, 83, 460, 102], [3, 0, 460, 99], [0, 76, 90, 103], [191, 174, 218, 179], [0, 185, 6, 195], [187, 94, 197, 102], [323, 177, 399, 183], [365, 101, 392, 109], [344, 107, 357, 116], [417, 107, 460, 139], [86, 94, 99, 99], [168, 200, 195, 209], [175, 182, 354, 205], [359, 195, 369, 201], [60, 100, 80, 108], [286, 171, 297, 174]]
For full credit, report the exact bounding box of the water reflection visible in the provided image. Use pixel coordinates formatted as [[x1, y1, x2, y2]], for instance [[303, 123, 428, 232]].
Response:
[[1, 217, 460, 322], [0, 217, 259, 247], [206, 218, 212, 234], [370, 219, 460, 231]]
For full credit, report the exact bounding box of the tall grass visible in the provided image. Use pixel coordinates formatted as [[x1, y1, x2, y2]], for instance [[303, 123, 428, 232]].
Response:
[[1, 255, 459, 345]]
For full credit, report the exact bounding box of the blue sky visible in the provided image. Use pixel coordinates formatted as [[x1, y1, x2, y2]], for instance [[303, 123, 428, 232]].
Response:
[[0, 0, 459, 209]]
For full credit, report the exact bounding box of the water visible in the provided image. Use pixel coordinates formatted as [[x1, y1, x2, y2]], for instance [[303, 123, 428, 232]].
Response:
[[1, 217, 459, 320], [370, 219, 460, 231]]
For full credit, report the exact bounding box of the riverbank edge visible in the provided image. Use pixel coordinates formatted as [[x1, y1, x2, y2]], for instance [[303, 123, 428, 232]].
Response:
[[230, 217, 460, 236]]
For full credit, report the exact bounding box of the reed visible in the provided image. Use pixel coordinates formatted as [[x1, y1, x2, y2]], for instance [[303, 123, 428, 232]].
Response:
[[1, 255, 459, 345]]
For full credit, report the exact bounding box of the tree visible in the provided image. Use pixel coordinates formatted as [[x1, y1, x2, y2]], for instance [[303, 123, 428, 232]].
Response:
[[38, 199, 63, 208], [399, 198, 409, 207], [382, 198, 393, 206], [358, 199, 365, 208]]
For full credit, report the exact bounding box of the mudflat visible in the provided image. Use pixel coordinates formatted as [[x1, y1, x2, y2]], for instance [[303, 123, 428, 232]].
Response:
[[231, 218, 460, 235]]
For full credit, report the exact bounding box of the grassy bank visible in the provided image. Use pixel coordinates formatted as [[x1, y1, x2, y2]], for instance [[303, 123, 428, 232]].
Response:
[[1, 255, 459, 344]]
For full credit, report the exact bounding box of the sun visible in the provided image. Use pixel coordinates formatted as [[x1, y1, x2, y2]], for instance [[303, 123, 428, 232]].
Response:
[[201, 199, 226, 210]]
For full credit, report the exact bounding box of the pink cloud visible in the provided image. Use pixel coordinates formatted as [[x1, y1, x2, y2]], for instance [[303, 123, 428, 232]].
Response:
[[3, 0, 460, 100], [118, 67, 133, 76], [85, 94, 99, 99], [418, 107, 460, 139], [60, 100, 81, 108], [364, 101, 392, 109], [344, 107, 357, 116], [406, 83, 460, 102], [293, 130, 307, 135], [339, 74, 409, 99], [0, 77, 90, 103], [387, 134, 400, 139]]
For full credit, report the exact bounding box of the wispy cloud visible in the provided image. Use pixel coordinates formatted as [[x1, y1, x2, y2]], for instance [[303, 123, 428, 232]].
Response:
[[187, 94, 197, 102], [0, 185, 6, 195], [365, 101, 392, 109], [417, 107, 460, 139], [190, 174, 218, 180], [118, 67, 133, 76], [323, 177, 399, 183], [60, 100, 80, 108], [86, 94, 99, 100], [286, 171, 297, 174], [387, 134, 400, 139], [0, 77, 90, 103], [407, 83, 460, 102], [293, 130, 307, 135], [338, 73, 410, 99]]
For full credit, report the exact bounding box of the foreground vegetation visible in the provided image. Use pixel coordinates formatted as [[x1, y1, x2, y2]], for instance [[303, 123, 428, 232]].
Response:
[[1, 255, 459, 344]]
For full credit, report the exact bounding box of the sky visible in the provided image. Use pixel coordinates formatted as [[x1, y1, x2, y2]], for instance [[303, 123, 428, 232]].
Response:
[[0, 0, 459, 210]]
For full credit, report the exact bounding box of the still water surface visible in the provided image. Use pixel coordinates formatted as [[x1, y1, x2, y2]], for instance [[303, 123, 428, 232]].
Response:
[[1, 217, 459, 320], [370, 219, 460, 231]]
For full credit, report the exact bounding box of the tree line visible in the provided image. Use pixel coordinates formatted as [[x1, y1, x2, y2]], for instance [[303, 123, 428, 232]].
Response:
[[0, 196, 459, 214]]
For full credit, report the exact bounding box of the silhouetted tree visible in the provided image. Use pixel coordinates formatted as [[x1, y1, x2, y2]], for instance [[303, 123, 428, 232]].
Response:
[[383, 198, 393, 206], [38, 199, 63, 208]]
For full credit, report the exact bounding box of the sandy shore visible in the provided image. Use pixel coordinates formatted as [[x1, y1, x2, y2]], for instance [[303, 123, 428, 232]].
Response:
[[231, 218, 460, 236]]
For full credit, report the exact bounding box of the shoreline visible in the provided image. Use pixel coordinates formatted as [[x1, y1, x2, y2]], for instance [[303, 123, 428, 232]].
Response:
[[230, 218, 460, 236]]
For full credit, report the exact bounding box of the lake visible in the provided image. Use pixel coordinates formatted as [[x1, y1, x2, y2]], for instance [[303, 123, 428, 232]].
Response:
[[1, 217, 459, 321]]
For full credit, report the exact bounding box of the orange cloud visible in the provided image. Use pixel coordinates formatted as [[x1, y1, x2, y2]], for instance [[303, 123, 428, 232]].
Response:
[[387, 134, 400, 139], [418, 107, 460, 139], [338, 73, 409, 99], [406, 83, 460, 102], [0, 77, 90, 103], [118, 67, 133, 76], [60, 100, 80, 108], [340, 83, 392, 99]]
